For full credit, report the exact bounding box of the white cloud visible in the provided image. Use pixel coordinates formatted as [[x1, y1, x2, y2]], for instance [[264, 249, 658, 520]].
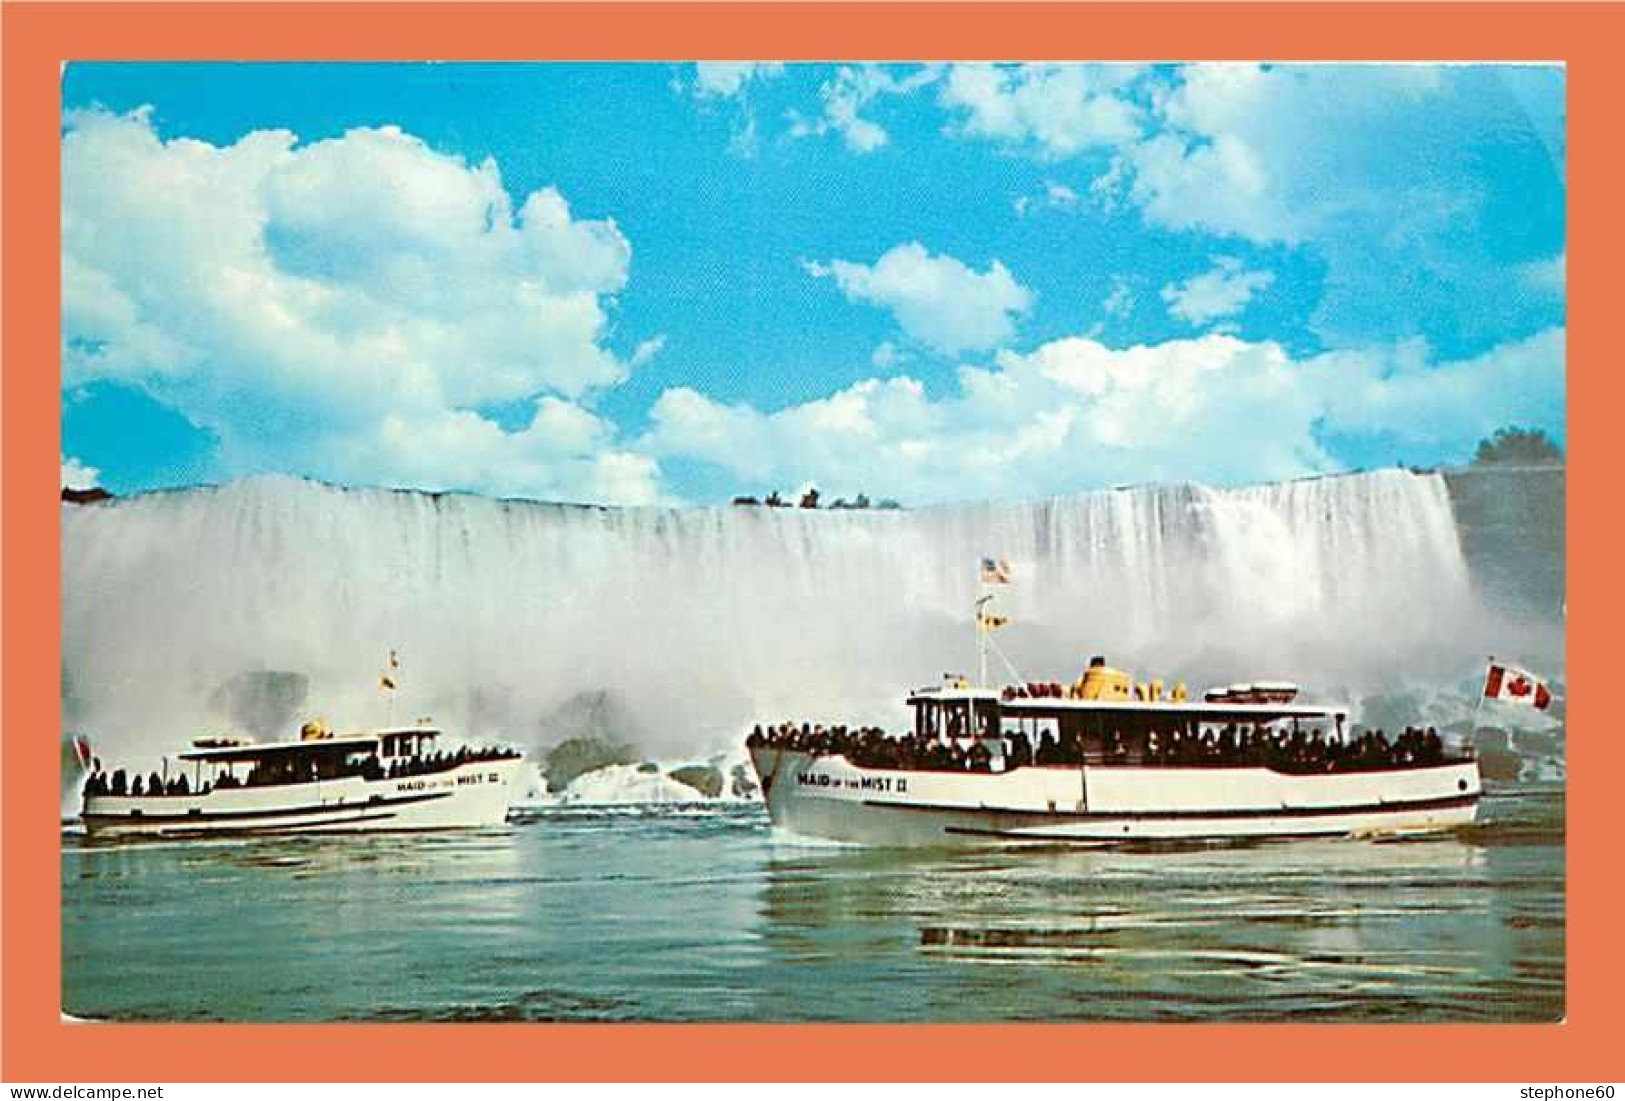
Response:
[[1094, 64, 1513, 247], [1161, 256, 1275, 327], [871, 341, 906, 369], [629, 335, 667, 369], [1520, 250, 1566, 294], [1101, 276, 1135, 321], [62, 454, 100, 490], [61, 107, 663, 504], [1080, 64, 1569, 347], [1094, 64, 1323, 244], [804, 242, 1033, 355], [690, 62, 785, 99], [1312, 328, 1566, 453], [726, 113, 763, 158], [1014, 179, 1081, 217], [941, 63, 1145, 159], [642, 327, 1565, 503], [686, 64, 787, 156], [1091, 276, 1138, 337], [789, 64, 940, 153], [1046, 181, 1080, 206]]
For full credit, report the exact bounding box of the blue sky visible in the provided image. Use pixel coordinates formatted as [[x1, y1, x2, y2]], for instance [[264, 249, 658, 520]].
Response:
[[60, 62, 1566, 505]]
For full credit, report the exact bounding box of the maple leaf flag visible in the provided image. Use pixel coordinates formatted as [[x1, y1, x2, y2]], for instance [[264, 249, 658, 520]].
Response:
[[1483, 662, 1553, 710]]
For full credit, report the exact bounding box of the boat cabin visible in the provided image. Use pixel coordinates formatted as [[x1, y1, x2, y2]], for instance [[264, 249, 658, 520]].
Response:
[[909, 661, 1346, 767], [179, 733, 384, 788], [912, 687, 1341, 746], [176, 727, 442, 789], [378, 728, 440, 761]]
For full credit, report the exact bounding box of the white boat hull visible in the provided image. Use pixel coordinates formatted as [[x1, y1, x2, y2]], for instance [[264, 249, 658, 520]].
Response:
[[750, 748, 1480, 846], [81, 758, 527, 839]]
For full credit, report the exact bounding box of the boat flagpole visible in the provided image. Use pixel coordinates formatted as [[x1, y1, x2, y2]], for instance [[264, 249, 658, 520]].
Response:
[[1468, 655, 1493, 748], [979, 612, 989, 690], [975, 557, 1011, 688], [70, 735, 94, 783], [975, 591, 991, 688]]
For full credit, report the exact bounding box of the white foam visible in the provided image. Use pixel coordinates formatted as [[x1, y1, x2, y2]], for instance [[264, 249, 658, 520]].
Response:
[[554, 763, 711, 806]]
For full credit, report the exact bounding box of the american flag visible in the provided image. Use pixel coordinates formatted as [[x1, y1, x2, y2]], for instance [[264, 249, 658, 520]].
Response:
[[980, 557, 1012, 585]]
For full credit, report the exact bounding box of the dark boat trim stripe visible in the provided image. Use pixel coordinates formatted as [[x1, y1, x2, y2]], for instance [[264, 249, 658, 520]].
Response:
[[210, 811, 403, 834], [120, 811, 406, 837], [860, 792, 1480, 821], [82, 790, 453, 824]]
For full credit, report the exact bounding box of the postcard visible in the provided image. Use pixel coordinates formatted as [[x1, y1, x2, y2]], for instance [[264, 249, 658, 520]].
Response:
[[54, 56, 1565, 1033]]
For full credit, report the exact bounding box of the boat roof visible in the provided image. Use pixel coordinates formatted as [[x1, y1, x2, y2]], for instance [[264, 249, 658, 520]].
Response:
[[179, 727, 440, 762], [908, 686, 1345, 720], [910, 686, 1002, 700], [998, 697, 1346, 720]]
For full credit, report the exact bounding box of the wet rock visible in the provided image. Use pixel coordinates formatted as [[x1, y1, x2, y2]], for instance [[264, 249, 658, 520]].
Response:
[[533, 689, 649, 791], [668, 764, 723, 798], [543, 735, 640, 793], [1473, 725, 1566, 784]]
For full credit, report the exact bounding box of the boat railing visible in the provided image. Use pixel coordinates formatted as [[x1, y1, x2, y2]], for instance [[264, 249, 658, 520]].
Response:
[[748, 722, 1471, 776], [82, 745, 522, 798]]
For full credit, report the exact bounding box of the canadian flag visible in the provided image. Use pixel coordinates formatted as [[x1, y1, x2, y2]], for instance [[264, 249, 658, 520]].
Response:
[[1483, 662, 1553, 710]]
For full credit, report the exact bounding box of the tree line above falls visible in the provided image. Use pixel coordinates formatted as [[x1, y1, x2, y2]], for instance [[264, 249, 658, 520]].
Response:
[[1470, 427, 1563, 467], [731, 488, 903, 510]]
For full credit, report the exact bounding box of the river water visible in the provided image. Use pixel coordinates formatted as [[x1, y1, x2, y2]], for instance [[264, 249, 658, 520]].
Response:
[[61, 783, 1563, 1023]]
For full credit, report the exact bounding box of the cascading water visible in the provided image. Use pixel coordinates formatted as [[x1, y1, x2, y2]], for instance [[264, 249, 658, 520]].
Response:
[[61, 468, 1558, 771]]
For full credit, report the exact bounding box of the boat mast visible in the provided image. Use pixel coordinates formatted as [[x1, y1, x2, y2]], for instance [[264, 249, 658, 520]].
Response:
[[975, 591, 992, 689], [974, 557, 1014, 688]]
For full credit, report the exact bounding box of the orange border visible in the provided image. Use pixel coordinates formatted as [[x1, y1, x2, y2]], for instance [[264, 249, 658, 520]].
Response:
[[4, 3, 1609, 1083]]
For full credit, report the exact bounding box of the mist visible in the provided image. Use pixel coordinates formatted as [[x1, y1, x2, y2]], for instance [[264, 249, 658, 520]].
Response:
[[61, 467, 1565, 772]]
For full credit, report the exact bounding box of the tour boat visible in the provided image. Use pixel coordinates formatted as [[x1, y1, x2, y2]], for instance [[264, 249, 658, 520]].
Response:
[[747, 658, 1481, 847], [79, 722, 525, 839]]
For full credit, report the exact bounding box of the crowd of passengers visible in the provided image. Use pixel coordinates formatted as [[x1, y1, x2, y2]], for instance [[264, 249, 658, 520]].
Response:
[[81, 745, 521, 797], [378, 745, 521, 781], [746, 721, 1452, 774]]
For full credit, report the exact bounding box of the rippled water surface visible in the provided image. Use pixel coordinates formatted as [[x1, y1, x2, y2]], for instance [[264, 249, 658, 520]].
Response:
[[61, 786, 1563, 1022]]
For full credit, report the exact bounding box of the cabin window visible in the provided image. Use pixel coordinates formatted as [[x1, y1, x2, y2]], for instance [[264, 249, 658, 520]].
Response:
[[971, 701, 998, 739], [916, 702, 948, 740], [925, 701, 972, 740]]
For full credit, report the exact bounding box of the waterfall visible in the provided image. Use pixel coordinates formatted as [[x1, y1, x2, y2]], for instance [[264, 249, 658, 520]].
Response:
[[61, 468, 1552, 765]]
